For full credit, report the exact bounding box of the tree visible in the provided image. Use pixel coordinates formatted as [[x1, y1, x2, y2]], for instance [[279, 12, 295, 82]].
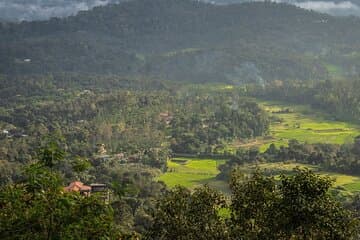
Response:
[[37, 139, 65, 169], [147, 169, 358, 239], [229, 169, 279, 239], [0, 163, 121, 240], [277, 169, 358, 239], [147, 186, 229, 240], [229, 168, 359, 239], [353, 136, 360, 155]]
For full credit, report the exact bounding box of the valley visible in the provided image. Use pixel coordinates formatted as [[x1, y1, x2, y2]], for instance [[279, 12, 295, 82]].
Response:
[[2, 0, 360, 238], [254, 100, 360, 151], [160, 96, 360, 197]]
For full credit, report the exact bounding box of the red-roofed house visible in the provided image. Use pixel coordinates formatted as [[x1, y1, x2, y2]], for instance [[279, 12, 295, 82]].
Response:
[[64, 181, 91, 196]]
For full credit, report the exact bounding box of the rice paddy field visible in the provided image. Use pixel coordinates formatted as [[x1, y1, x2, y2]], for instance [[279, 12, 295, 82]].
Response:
[[158, 157, 229, 192], [159, 157, 360, 196], [159, 100, 360, 195], [236, 100, 360, 152]]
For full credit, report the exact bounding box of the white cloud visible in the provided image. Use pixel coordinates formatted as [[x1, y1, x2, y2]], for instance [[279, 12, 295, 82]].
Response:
[[205, 0, 360, 16], [294, 1, 360, 16], [0, 0, 122, 21]]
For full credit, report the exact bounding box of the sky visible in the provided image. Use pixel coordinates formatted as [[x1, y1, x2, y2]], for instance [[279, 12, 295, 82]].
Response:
[[0, 0, 360, 22], [0, 0, 122, 21], [208, 0, 360, 16], [293, 1, 360, 16]]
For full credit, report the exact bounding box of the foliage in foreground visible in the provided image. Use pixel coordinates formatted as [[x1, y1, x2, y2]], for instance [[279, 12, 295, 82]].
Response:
[[1, 143, 358, 239], [0, 163, 121, 240], [149, 169, 359, 240]]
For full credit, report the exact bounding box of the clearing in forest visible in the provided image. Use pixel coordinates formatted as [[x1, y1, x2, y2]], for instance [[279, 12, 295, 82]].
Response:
[[160, 100, 360, 192], [158, 157, 229, 191]]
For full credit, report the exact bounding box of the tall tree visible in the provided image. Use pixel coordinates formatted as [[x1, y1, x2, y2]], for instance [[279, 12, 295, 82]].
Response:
[[0, 143, 121, 240], [229, 168, 359, 239], [147, 186, 229, 240]]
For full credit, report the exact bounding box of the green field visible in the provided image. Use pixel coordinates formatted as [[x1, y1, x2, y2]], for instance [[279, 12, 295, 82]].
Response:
[[235, 100, 360, 152], [159, 158, 360, 195], [239, 162, 360, 195], [158, 157, 229, 191], [325, 63, 344, 79], [248, 100, 360, 193], [159, 100, 360, 192]]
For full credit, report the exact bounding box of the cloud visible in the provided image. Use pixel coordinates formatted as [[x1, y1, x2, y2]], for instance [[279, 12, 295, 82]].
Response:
[[1, 0, 360, 22], [0, 0, 122, 21], [205, 0, 360, 16], [294, 1, 360, 16]]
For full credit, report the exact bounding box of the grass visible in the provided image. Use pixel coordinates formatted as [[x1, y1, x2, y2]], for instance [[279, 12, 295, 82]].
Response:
[[245, 100, 360, 152], [159, 158, 360, 196], [158, 157, 229, 191], [159, 99, 360, 194], [343, 182, 360, 192], [325, 63, 344, 78]]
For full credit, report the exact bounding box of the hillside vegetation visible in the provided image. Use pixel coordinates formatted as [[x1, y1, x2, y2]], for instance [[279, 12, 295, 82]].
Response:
[[159, 99, 360, 195], [2, 0, 360, 82], [3, 0, 360, 238]]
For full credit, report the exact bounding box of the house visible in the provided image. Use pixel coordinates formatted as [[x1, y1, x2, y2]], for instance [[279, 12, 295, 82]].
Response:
[[64, 181, 110, 203], [159, 112, 173, 125], [114, 153, 125, 159], [96, 143, 107, 155], [64, 181, 91, 196], [114, 153, 126, 163], [91, 184, 110, 202]]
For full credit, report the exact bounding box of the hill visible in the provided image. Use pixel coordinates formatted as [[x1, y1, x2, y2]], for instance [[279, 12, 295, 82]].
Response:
[[1, 0, 360, 82]]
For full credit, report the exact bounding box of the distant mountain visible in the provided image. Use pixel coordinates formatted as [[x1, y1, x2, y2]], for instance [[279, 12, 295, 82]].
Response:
[[1, 0, 360, 22], [1, 0, 360, 83], [207, 0, 360, 17]]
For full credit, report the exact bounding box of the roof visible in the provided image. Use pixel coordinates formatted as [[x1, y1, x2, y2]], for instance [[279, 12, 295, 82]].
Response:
[[64, 181, 91, 192], [90, 183, 106, 187]]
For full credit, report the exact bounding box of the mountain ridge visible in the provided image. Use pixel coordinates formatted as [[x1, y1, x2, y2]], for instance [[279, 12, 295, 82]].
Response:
[[1, 0, 360, 82]]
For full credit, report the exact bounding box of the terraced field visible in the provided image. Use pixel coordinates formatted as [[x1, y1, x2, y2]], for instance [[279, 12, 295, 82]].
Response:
[[236, 100, 360, 152], [160, 100, 360, 194], [159, 158, 360, 196]]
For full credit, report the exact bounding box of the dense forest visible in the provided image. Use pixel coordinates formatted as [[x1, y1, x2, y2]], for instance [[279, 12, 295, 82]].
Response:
[[2, 0, 360, 82], [248, 79, 360, 123], [0, 77, 269, 184]]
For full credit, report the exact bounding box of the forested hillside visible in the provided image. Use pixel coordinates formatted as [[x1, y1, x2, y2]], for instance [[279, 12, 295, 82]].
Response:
[[248, 79, 360, 123], [4, 0, 360, 238], [0, 81, 272, 236], [2, 0, 360, 82]]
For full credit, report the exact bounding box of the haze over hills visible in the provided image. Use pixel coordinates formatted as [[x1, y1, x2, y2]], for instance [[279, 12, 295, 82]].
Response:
[[207, 0, 360, 16], [1, 0, 360, 22], [1, 0, 360, 83]]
